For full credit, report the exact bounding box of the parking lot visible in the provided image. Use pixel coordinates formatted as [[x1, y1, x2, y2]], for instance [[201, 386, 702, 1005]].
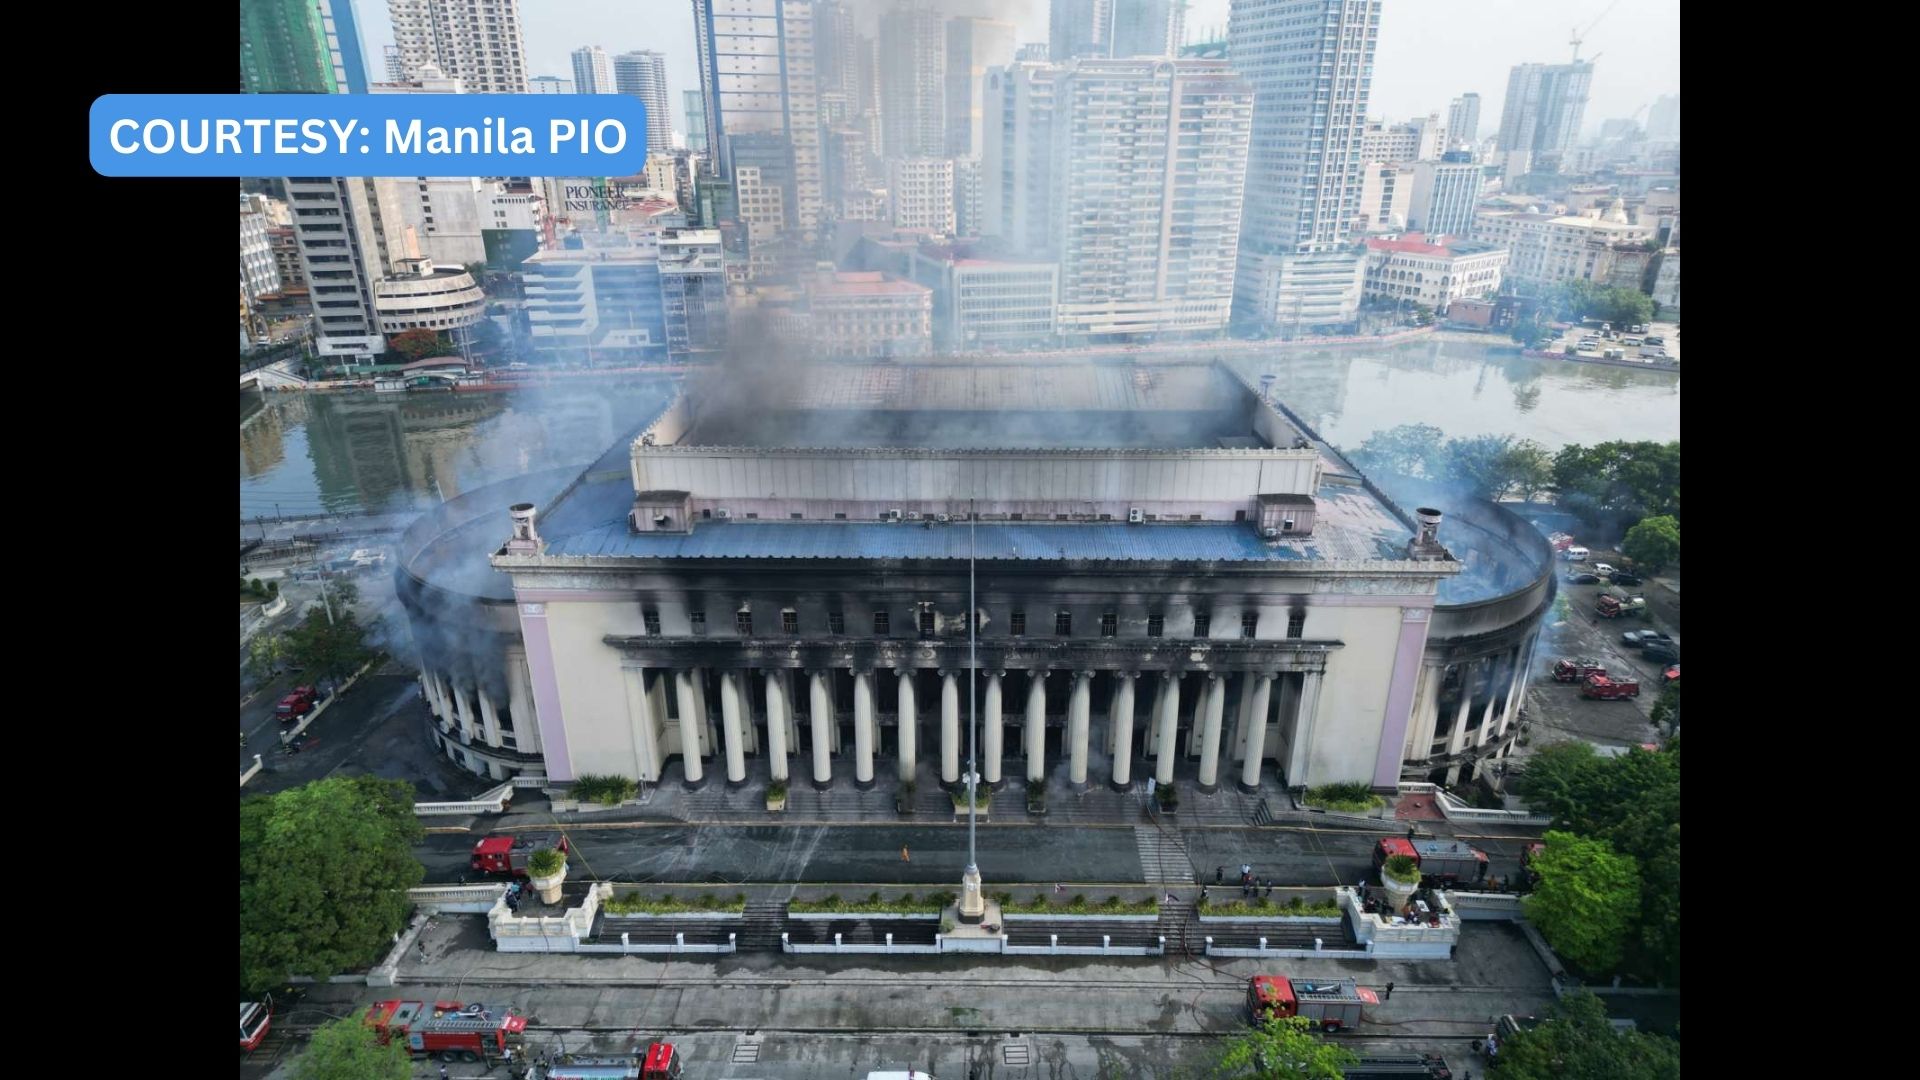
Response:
[[1543, 319, 1680, 364], [1518, 549, 1676, 755]]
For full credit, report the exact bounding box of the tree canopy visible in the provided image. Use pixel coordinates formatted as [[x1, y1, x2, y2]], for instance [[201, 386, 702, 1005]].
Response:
[[1522, 831, 1642, 973], [1621, 515, 1680, 572], [1491, 990, 1680, 1080], [281, 596, 373, 690], [1213, 1015, 1360, 1079], [1349, 424, 1558, 503], [240, 777, 424, 994], [290, 1015, 412, 1080], [1551, 441, 1680, 528], [1543, 280, 1656, 329], [387, 328, 447, 361]]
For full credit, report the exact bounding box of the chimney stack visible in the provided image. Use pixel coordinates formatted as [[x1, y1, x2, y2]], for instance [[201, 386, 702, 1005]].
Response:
[[505, 502, 543, 555], [1259, 373, 1277, 403], [1408, 507, 1447, 560]]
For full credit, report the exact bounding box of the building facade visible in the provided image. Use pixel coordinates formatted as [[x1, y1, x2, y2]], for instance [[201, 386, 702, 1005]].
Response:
[[373, 257, 486, 335], [572, 46, 615, 94], [804, 271, 932, 358], [614, 50, 673, 153], [1496, 62, 1593, 170], [386, 0, 528, 93], [240, 193, 283, 305], [1473, 206, 1652, 289], [288, 175, 388, 359], [945, 16, 1017, 159], [683, 90, 708, 153], [1362, 234, 1507, 313], [692, 0, 822, 241], [659, 229, 729, 357], [1356, 163, 1413, 233], [908, 241, 1059, 350], [241, 0, 350, 93], [1050, 0, 1113, 60], [528, 75, 574, 93], [1447, 93, 1480, 147], [981, 60, 1057, 256], [521, 235, 669, 362], [879, 5, 947, 160], [397, 360, 1550, 792], [887, 157, 957, 234], [1231, 0, 1383, 329], [1406, 156, 1482, 237]]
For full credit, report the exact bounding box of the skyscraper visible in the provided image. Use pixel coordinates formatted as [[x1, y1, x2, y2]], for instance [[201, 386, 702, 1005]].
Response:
[[1646, 93, 1680, 143], [615, 50, 674, 154], [241, 0, 353, 94], [880, 5, 947, 160], [529, 75, 575, 94], [1496, 62, 1593, 168], [1110, 0, 1183, 58], [1230, 0, 1382, 330], [571, 46, 615, 94], [1407, 155, 1482, 238], [1050, 0, 1112, 61], [329, 0, 372, 94], [946, 16, 1016, 159], [692, 0, 822, 245], [386, 0, 528, 93], [1447, 92, 1481, 146], [684, 90, 708, 154], [982, 60, 1058, 255]]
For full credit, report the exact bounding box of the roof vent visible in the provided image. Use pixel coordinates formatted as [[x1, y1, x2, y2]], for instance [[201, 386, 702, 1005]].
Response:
[[714, 508, 731, 520], [1263, 527, 1279, 540], [886, 509, 902, 522], [1127, 508, 1144, 524]]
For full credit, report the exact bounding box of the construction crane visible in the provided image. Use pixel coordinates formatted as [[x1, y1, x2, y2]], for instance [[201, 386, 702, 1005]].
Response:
[[1570, 0, 1623, 62]]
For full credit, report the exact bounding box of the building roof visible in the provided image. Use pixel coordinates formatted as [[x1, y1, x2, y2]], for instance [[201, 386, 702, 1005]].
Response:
[[808, 271, 931, 298]]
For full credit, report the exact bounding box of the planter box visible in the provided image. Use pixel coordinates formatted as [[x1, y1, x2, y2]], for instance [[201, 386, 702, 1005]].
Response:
[[1005, 912, 1160, 922], [601, 910, 745, 920], [1197, 914, 1343, 924], [766, 794, 787, 812], [788, 911, 943, 920]]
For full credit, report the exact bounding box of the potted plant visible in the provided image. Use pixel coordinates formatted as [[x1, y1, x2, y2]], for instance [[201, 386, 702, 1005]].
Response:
[[527, 846, 567, 905], [766, 780, 787, 812], [1026, 785, 1047, 817], [1380, 853, 1420, 914], [1155, 782, 1180, 815], [895, 780, 916, 816]]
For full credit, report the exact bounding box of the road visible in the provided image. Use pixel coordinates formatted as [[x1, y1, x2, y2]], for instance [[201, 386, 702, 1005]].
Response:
[[417, 821, 1538, 889]]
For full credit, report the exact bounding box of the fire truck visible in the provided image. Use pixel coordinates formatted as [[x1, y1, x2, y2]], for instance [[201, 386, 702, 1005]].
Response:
[[1346, 1056, 1455, 1079], [1247, 975, 1377, 1032], [543, 1044, 682, 1080], [1594, 594, 1645, 619], [1581, 673, 1641, 700], [275, 686, 320, 721], [1374, 837, 1489, 886], [471, 832, 570, 877], [239, 997, 272, 1052], [364, 999, 526, 1065], [1551, 658, 1607, 682]]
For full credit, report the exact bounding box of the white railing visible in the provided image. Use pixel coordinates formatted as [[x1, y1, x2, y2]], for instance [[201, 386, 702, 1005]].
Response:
[[240, 754, 264, 787], [415, 782, 515, 816], [488, 882, 607, 952], [1398, 782, 1553, 826], [408, 884, 508, 914]]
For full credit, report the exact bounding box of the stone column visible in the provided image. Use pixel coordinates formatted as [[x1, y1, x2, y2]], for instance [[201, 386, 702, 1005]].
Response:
[[419, 669, 440, 717], [1497, 644, 1527, 738], [939, 670, 960, 785], [672, 670, 706, 787], [623, 668, 661, 782], [1110, 673, 1137, 790], [1239, 673, 1275, 792], [720, 671, 748, 786], [853, 670, 877, 789], [1284, 670, 1324, 788], [692, 667, 713, 754], [1067, 671, 1093, 790], [477, 688, 503, 748], [764, 670, 790, 783], [1446, 662, 1476, 757], [507, 652, 540, 755], [1025, 671, 1048, 783], [453, 683, 476, 741], [897, 670, 919, 784], [983, 672, 1005, 786], [1230, 673, 1254, 762], [1406, 663, 1443, 761], [808, 670, 834, 789], [1197, 673, 1227, 792], [1154, 673, 1181, 785]]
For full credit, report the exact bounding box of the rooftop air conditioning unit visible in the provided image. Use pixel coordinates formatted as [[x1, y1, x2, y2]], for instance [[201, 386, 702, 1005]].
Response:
[[714, 508, 731, 519], [1282, 518, 1296, 531], [906, 512, 922, 521], [936, 513, 950, 523], [1127, 508, 1144, 524], [886, 509, 902, 522], [1263, 527, 1280, 539]]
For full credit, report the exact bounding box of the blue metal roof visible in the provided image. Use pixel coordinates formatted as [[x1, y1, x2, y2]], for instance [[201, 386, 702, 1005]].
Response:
[[545, 518, 1323, 563]]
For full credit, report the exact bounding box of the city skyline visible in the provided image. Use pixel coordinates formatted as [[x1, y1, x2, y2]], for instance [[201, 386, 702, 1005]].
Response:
[[354, 1, 1678, 143]]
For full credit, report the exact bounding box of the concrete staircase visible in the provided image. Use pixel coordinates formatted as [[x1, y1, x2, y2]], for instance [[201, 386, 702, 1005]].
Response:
[[738, 899, 789, 951], [1157, 897, 1200, 956]]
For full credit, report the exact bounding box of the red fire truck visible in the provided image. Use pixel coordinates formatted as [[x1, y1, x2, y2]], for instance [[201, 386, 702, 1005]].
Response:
[[1551, 658, 1606, 683], [1374, 837, 1489, 886], [1580, 673, 1641, 700], [364, 1000, 526, 1065], [275, 686, 320, 721], [239, 997, 272, 1052], [1247, 975, 1377, 1032], [471, 832, 570, 877], [542, 1043, 682, 1080]]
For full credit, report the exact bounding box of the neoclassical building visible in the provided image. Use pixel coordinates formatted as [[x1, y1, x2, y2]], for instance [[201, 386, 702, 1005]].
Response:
[[396, 359, 1551, 793]]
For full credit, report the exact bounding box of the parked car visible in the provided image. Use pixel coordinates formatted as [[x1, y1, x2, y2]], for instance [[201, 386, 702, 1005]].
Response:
[[1610, 570, 1643, 586], [1663, 664, 1680, 683], [1566, 571, 1601, 585], [1643, 336, 1664, 346], [1591, 562, 1618, 577], [1621, 629, 1673, 647], [1642, 642, 1680, 664]]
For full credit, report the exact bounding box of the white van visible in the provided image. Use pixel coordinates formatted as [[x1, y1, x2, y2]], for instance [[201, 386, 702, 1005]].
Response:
[[1561, 546, 1590, 562]]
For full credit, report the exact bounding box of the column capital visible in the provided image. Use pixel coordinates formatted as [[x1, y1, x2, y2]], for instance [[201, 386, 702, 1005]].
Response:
[[1205, 671, 1223, 681], [1075, 669, 1095, 680], [990, 670, 1007, 679]]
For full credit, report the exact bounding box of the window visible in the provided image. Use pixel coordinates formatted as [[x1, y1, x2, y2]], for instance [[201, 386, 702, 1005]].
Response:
[[1055, 611, 1072, 636], [643, 610, 660, 636], [1147, 615, 1164, 638], [1193, 612, 1211, 638], [834, 512, 847, 520], [873, 610, 891, 636], [1101, 611, 1117, 637], [919, 609, 935, 637], [828, 611, 845, 635], [735, 610, 753, 636], [1241, 612, 1259, 639], [1287, 611, 1306, 639], [782, 609, 798, 634], [1010, 609, 1025, 636], [690, 611, 706, 636], [790, 512, 803, 519]]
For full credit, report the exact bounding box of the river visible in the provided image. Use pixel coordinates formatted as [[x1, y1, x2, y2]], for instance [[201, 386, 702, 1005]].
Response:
[[239, 339, 1678, 519]]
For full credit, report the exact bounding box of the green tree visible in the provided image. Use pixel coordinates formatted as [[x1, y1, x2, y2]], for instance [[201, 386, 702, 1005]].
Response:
[[1621, 515, 1680, 572], [240, 777, 425, 993], [1648, 678, 1679, 733], [1492, 990, 1680, 1080], [388, 328, 444, 361], [290, 1015, 412, 1080], [1523, 831, 1641, 973], [1510, 317, 1551, 349], [1214, 1015, 1360, 1079], [245, 632, 288, 681], [1442, 434, 1519, 500], [1502, 440, 1555, 501], [1348, 423, 1446, 479], [1510, 741, 1602, 826], [281, 602, 372, 693], [1550, 441, 1680, 526]]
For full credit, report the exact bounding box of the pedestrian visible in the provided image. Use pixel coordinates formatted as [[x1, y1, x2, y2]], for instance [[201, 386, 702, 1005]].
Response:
[[1200, 885, 1209, 903], [1265, 884, 1273, 899], [901, 845, 911, 863], [1408, 823, 1417, 841], [1384, 980, 1394, 1000], [1215, 866, 1224, 884], [440, 1065, 450, 1080]]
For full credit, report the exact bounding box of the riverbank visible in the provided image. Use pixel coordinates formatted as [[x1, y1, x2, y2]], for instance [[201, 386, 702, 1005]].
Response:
[[1523, 349, 1680, 374]]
